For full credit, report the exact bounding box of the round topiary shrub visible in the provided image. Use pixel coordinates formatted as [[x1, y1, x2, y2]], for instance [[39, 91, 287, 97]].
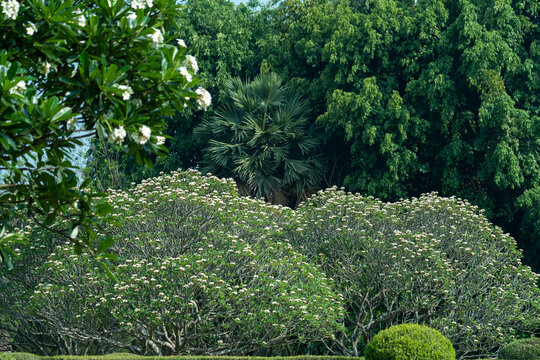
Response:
[[365, 324, 456, 360], [498, 337, 540, 360]]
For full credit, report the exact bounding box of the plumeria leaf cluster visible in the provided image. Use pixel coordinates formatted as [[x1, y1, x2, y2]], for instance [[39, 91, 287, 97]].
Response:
[[0, 0, 211, 263]]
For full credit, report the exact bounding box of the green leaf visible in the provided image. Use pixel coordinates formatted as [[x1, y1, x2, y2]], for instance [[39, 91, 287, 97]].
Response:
[[95, 202, 112, 216], [7, 61, 19, 79], [99, 252, 119, 261], [74, 243, 82, 255], [97, 236, 114, 254], [44, 213, 56, 226], [5, 255, 13, 270], [98, 260, 117, 282], [51, 106, 73, 122]]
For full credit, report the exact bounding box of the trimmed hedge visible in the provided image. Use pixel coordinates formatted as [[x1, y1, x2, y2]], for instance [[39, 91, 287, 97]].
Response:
[[45, 357, 361, 360], [498, 337, 540, 360], [0, 354, 40, 360], [365, 324, 456, 360], [0, 355, 364, 360]]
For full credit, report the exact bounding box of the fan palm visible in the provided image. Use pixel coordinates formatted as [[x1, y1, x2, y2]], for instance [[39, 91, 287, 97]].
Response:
[[195, 72, 323, 207]]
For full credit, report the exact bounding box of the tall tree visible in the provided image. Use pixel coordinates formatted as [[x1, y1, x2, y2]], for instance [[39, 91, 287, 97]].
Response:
[[261, 0, 540, 270]]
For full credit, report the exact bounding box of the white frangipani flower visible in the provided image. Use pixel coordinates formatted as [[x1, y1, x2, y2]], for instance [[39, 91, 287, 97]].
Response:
[[116, 84, 133, 100], [9, 80, 26, 94], [109, 126, 127, 144], [140, 125, 151, 138], [74, 9, 86, 27], [1, 0, 19, 20], [25, 22, 37, 36], [131, 0, 144, 9], [177, 39, 186, 48], [131, 0, 152, 9], [156, 136, 166, 146], [195, 87, 211, 111], [127, 12, 137, 27], [178, 66, 192, 82], [149, 29, 163, 45], [40, 61, 52, 76], [185, 55, 198, 74], [134, 125, 151, 145]]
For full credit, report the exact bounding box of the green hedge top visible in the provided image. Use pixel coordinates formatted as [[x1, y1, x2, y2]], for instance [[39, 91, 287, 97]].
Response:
[[498, 337, 540, 360], [0, 355, 364, 360]]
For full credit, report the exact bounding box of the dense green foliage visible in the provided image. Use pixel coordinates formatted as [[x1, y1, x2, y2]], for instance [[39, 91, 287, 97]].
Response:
[[0, 0, 206, 263], [84, 0, 268, 190], [2, 0, 539, 358], [365, 324, 456, 360], [262, 0, 539, 270], [498, 337, 540, 360], [81, 0, 540, 271], [195, 73, 324, 207]]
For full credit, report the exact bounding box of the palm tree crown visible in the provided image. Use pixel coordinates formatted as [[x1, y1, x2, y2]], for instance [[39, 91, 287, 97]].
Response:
[[195, 72, 323, 207]]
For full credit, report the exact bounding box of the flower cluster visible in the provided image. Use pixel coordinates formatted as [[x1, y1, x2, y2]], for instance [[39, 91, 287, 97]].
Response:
[[134, 125, 151, 144], [9, 80, 25, 94], [156, 136, 165, 145], [196, 87, 212, 110], [292, 188, 539, 357], [1, 0, 19, 20], [148, 28, 163, 45], [23, 169, 343, 355], [126, 12, 137, 27], [74, 9, 86, 27], [185, 55, 199, 74], [131, 0, 152, 10], [179, 66, 192, 82], [4, 171, 537, 358], [115, 84, 133, 100], [108, 126, 127, 144]]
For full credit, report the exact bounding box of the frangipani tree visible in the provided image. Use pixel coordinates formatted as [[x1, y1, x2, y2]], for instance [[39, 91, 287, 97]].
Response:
[[290, 189, 540, 358], [0, 170, 344, 355], [0, 0, 211, 265]]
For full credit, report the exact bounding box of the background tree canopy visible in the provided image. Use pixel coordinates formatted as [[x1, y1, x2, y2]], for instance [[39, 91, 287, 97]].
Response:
[[261, 0, 539, 271], [84, 0, 539, 271]]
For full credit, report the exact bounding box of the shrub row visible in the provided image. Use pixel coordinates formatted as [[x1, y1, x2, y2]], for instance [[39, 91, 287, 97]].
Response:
[[0, 355, 364, 360]]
